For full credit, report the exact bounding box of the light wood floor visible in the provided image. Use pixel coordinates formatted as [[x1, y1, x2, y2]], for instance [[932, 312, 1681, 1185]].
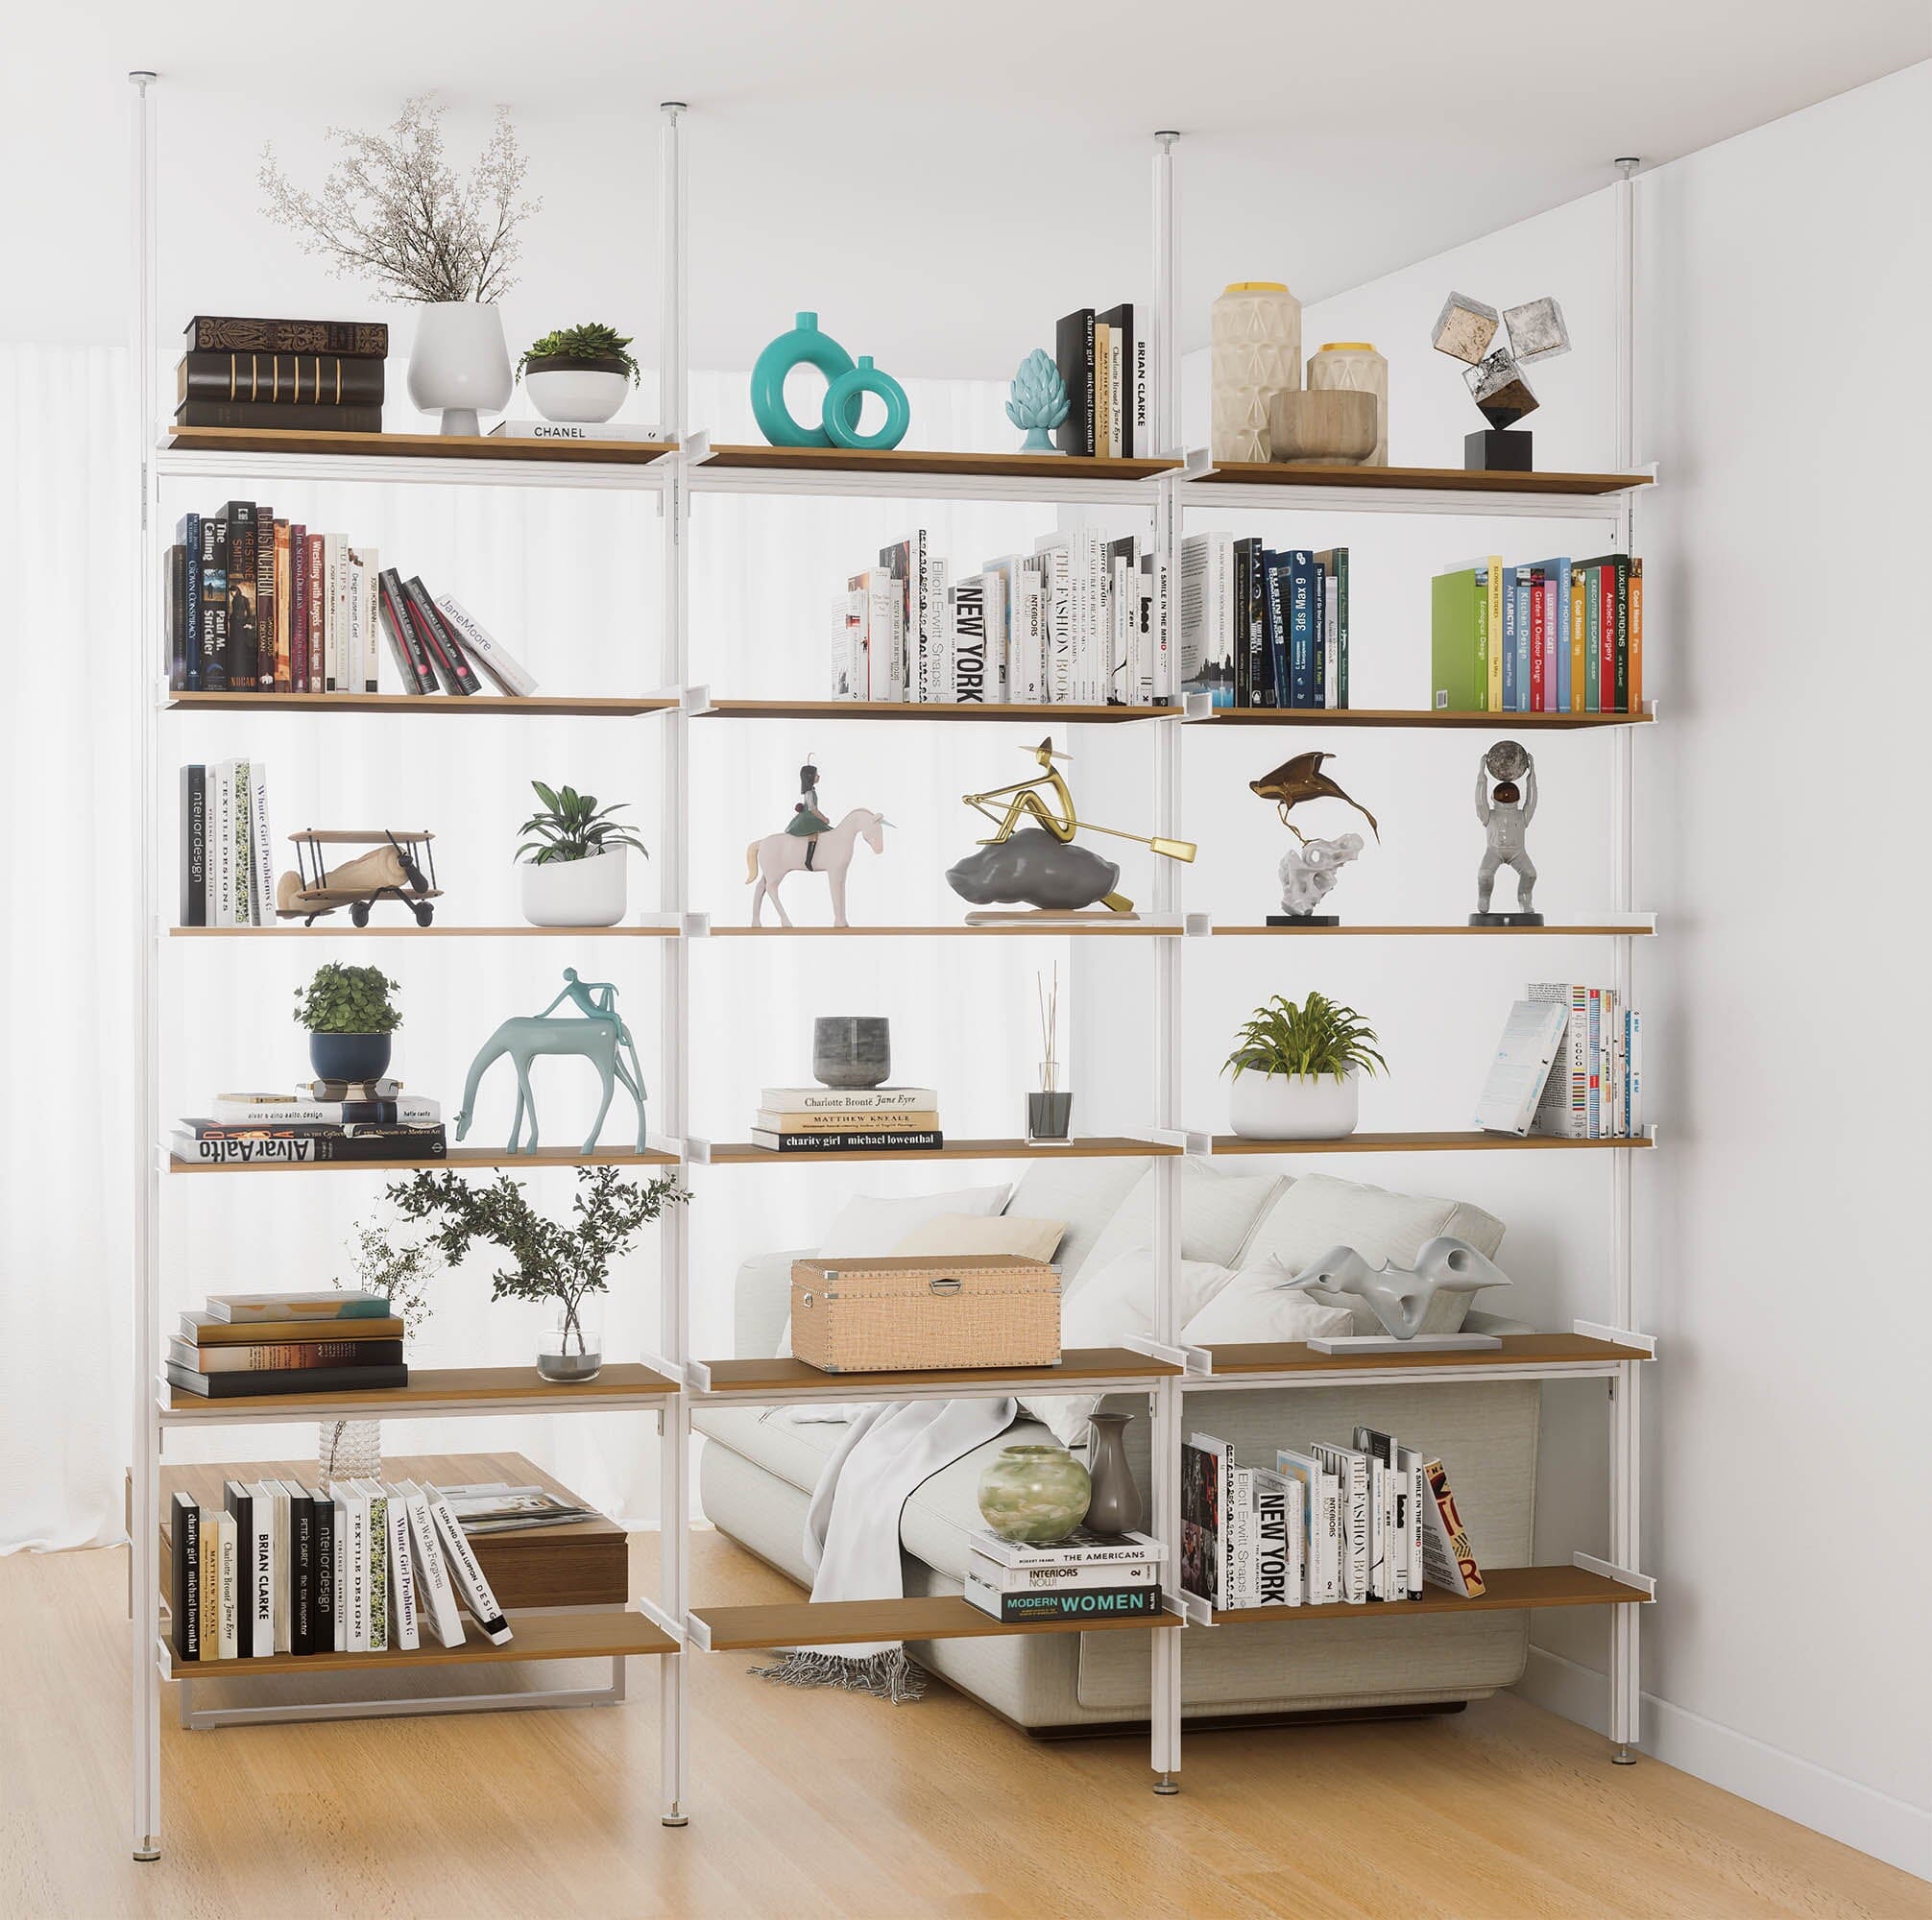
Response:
[[2, 1535, 1924, 1920]]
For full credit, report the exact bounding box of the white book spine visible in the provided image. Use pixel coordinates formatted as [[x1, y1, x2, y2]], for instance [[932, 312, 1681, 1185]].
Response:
[[1398, 1449, 1428, 1597], [982, 568, 1007, 704], [342, 1487, 370, 1652], [270, 1481, 292, 1650], [929, 558, 953, 701], [214, 1514, 239, 1659], [425, 1489, 513, 1644], [438, 595, 539, 697], [247, 761, 273, 928], [249, 1493, 274, 1657], [966, 1552, 1157, 1593], [1324, 582, 1340, 708], [385, 1490, 419, 1650], [398, 1484, 466, 1647], [322, 534, 341, 691], [357, 547, 380, 691], [1226, 1465, 1255, 1607]]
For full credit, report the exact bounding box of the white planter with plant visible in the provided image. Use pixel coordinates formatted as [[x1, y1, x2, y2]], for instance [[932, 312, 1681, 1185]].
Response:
[[517, 780, 649, 927], [519, 323, 641, 424], [1223, 991, 1386, 1140], [259, 93, 539, 435]]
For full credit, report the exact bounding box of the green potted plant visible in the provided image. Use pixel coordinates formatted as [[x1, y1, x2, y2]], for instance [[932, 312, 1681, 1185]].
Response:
[[517, 322, 640, 424], [517, 780, 649, 926], [388, 1164, 688, 1381], [294, 963, 403, 1082], [1221, 991, 1386, 1140]]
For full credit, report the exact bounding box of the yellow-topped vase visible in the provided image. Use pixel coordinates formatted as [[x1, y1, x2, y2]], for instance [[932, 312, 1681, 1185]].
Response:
[[1211, 281, 1302, 463], [1308, 341, 1389, 467]]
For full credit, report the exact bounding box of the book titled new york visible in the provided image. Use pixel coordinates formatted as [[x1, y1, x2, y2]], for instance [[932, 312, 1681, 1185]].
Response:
[[185, 316, 390, 358], [961, 1573, 1160, 1622], [165, 1362, 410, 1400], [747, 1129, 942, 1154]]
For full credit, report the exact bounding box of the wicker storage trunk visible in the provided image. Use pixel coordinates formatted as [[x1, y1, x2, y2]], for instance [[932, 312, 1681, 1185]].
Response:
[[788, 1254, 1061, 1372]]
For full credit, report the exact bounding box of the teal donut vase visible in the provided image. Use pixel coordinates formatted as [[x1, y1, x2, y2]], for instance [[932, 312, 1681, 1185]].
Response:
[[750, 311, 860, 448], [822, 356, 910, 451]]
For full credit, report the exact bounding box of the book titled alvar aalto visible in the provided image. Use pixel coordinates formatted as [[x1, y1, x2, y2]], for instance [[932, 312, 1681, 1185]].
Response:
[[171, 1126, 447, 1164]]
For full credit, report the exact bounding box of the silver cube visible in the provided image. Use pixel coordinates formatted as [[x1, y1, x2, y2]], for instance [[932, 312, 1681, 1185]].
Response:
[[1503, 297, 1571, 365], [1465, 351, 1538, 426], [1431, 292, 1500, 365]]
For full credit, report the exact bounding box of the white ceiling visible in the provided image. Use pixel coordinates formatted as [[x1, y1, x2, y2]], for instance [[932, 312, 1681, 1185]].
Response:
[[7, 1, 1925, 377]]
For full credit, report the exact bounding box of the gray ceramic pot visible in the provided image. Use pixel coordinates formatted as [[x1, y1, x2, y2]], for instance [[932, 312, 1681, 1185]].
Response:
[[812, 1017, 890, 1089]]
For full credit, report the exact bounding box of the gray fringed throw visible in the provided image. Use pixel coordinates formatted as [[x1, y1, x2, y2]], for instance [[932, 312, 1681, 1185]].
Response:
[[749, 1647, 927, 1702]]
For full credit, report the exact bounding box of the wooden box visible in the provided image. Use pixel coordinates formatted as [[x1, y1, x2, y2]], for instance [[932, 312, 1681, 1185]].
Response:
[[789, 1254, 1061, 1373]]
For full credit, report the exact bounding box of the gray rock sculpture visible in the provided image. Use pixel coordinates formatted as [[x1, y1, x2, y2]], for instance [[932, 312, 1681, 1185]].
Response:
[[1277, 1236, 1512, 1342], [946, 828, 1123, 913], [1277, 832, 1364, 920]]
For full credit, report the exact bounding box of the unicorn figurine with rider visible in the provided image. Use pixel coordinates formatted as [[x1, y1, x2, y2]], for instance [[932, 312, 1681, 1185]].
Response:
[[745, 750, 890, 926]]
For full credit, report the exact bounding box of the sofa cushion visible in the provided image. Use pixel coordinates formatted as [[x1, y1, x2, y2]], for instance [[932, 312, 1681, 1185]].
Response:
[[891, 1213, 1067, 1263], [1002, 1157, 1151, 1286], [1235, 1174, 1507, 1334], [1077, 1162, 1289, 1284], [1179, 1267, 1358, 1347], [692, 1403, 842, 1497], [819, 1183, 1012, 1255]]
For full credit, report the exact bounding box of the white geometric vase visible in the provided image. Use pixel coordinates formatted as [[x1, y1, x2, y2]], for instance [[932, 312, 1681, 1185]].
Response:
[[1308, 342, 1390, 468], [1211, 281, 1303, 464], [406, 302, 513, 436]]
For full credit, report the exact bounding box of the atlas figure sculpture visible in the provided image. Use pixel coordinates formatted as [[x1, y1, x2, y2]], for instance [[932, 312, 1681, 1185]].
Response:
[[1472, 740, 1540, 924]]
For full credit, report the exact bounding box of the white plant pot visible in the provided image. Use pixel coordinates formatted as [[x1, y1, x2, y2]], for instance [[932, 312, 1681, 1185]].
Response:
[[524, 367, 630, 424], [407, 302, 513, 436], [519, 850, 628, 927], [1228, 1068, 1360, 1140]]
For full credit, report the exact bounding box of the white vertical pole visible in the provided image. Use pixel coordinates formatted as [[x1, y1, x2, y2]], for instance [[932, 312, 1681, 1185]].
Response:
[[128, 66, 162, 1864], [657, 98, 693, 1828], [1148, 128, 1184, 1796], [1607, 154, 1642, 1765]]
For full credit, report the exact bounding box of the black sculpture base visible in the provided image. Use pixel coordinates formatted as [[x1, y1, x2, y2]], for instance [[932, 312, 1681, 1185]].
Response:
[[1267, 913, 1340, 926], [1469, 910, 1545, 926], [1465, 429, 1534, 472]]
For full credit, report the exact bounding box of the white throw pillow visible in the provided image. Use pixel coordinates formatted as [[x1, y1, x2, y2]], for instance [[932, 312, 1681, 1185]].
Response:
[[817, 1183, 1012, 1257], [1234, 1174, 1506, 1334], [1078, 1163, 1289, 1287], [891, 1213, 1066, 1263], [1179, 1264, 1358, 1347], [1016, 1249, 1236, 1449]]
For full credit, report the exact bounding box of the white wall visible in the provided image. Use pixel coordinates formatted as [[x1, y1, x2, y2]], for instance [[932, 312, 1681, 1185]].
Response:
[[1128, 62, 1931, 1877]]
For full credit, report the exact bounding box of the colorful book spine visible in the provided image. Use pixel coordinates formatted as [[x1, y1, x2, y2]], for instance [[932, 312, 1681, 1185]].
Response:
[[1528, 569, 1546, 711], [304, 535, 325, 691], [1483, 558, 1503, 709], [1499, 564, 1517, 711], [1629, 558, 1644, 712], [176, 512, 203, 689], [223, 501, 258, 690]]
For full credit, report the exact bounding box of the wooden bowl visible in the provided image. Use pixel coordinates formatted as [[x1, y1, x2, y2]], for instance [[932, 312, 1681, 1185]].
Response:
[[1267, 389, 1377, 466]]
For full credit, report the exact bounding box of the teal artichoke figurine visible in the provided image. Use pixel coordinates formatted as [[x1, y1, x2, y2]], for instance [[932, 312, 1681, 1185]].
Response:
[[1006, 348, 1069, 453]]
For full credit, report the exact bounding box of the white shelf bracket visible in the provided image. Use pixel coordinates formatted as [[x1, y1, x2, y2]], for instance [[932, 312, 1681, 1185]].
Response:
[[683, 1137, 712, 1165], [681, 912, 712, 938], [684, 1357, 713, 1392], [636, 1596, 688, 1646], [1183, 913, 1213, 939], [1574, 1320, 1657, 1356], [1180, 691, 1217, 722], [681, 684, 715, 717], [1575, 1551, 1656, 1600], [681, 430, 714, 467], [685, 1613, 713, 1653], [1179, 446, 1216, 482], [1172, 1592, 1212, 1627], [1123, 1332, 1213, 1377]]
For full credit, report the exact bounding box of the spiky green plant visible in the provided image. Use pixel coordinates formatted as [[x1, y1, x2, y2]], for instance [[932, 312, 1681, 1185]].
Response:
[[517, 323, 640, 383], [1221, 992, 1386, 1084], [516, 780, 650, 866]]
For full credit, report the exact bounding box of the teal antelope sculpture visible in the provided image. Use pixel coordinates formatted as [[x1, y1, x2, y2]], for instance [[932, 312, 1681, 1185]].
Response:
[[455, 970, 648, 1155]]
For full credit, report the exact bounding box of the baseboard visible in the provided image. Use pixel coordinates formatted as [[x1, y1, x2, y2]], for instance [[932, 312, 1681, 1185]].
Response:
[[1517, 1646, 1932, 1884]]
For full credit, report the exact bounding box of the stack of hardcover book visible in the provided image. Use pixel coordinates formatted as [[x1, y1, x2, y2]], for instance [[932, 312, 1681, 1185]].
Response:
[[165, 1288, 410, 1400], [963, 1525, 1166, 1622], [168, 1473, 513, 1663], [1051, 302, 1148, 459], [171, 1083, 447, 1168], [1180, 537, 1351, 709], [177, 314, 387, 436], [750, 1084, 941, 1154]]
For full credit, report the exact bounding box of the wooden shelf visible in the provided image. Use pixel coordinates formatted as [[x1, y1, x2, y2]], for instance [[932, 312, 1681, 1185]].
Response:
[[707, 1136, 1175, 1165], [166, 425, 678, 467], [1193, 461, 1653, 497], [696, 698, 1177, 724], [1211, 1131, 1652, 1156], [161, 1604, 675, 1677], [1210, 922, 1654, 937], [170, 924, 680, 939], [1201, 1332, 1654, 1379], [161, 1361, 679, 1420], [1211, 1564, 1651, 1625], [709, 923, 1180, 938], [697, 1347, 1181, 1399], [166, 690, 675, 717], [169, 1144, 681, 1175], [697, 444, 1178, 484], [1196, 707, 1653, 730], [693, 1594, 1183, 1651]]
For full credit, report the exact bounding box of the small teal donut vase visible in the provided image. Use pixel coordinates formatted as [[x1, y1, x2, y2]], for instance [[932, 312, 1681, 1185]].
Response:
[[821, 355, 911, 452], [749, 312, 859, 448]]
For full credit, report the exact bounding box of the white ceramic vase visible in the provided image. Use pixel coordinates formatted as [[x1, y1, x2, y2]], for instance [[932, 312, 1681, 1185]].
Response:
[[1308, 342, 1389, 467], [1228, 1068, 1360, 1140], [407, 302, 513, 436], [519, 850, 628, 927], [1210, 281, 1302, 464], [524, 367, 630, 424]]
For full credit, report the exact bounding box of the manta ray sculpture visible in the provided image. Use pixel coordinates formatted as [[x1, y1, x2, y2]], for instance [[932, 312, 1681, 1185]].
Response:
[[1277, 1236, 1510, 1341], [1249, 751, 1381, 844]]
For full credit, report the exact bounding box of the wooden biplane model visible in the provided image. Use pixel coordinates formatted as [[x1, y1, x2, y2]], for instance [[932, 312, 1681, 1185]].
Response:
[[275, 829, 442, 926]]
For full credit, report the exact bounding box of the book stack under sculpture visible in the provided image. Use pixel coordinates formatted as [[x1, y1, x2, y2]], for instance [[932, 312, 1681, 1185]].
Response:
[[964, 1526, 1166, 1623], [172, 1085, 447, 1168], [750, 1085, 942, 1154]]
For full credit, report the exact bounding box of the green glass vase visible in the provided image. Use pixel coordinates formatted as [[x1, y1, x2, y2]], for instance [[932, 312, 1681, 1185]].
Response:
[[977, 1443, 1092, 1545]]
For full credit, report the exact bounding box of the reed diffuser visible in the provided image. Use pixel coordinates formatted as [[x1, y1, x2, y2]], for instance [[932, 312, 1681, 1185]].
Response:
[[1027, 965, 1073, 1142]]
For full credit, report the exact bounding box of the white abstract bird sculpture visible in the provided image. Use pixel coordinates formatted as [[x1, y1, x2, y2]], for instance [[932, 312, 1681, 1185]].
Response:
[[1277, 1237, 1511, 1342]]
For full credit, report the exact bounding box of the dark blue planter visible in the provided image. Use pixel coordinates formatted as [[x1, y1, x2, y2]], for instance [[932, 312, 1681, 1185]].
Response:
[[308, 1032, 393, 1083]]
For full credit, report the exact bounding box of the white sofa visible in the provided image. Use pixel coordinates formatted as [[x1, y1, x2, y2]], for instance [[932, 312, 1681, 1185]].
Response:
[[696, 1156, 1540, 1733]]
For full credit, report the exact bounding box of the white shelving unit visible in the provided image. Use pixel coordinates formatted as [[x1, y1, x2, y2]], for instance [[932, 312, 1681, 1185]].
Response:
[[126, 81, 1656, 1857]]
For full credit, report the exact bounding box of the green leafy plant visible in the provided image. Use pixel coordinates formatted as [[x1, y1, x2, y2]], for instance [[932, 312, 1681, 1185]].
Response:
[[293, 962, 402, 1034], [517, 323, 640, 384], [517, 780, 650, 866], [337, 1214, 439, 1332], [1221, 992, 1386, 1084], [387, 1165, 688, 1356]]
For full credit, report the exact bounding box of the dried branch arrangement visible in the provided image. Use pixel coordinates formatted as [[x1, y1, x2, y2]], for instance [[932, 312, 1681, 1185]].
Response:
[[259, 93, 540, 303], [1037, 964, 1060, 1094]]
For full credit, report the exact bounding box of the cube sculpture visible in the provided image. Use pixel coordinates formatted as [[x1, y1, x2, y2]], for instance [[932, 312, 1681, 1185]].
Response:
[[1431, 291, 1571, 470]]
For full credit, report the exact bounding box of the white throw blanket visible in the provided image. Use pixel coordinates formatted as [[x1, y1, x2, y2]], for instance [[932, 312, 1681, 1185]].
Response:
[[751, 1396, 1018, 1700]]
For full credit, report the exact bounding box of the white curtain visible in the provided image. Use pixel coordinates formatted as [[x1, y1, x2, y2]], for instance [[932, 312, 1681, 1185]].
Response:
[[0, 346, 1080, 1548]]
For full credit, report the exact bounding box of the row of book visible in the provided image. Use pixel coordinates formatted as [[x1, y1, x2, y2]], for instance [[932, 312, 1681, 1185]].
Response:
[[1181, 535, 1351, 709], [171, 1088, 448, 1175], [1431, 554, 1644, 714], [1052, 302, 1149, 459], [963, 1524, 1165, 1622], [165, 1286, 412, 1399], [165, 503, 536, 699], [179, 759, 273, 925], [175, 314, 389, 436], [832, 529, 1168, 708], [168, 1475, 513, 1663], [1183, 1427, 1485, 1611], [1477, 983, 1643, 1139], [749, 1084, 942, 1154]]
